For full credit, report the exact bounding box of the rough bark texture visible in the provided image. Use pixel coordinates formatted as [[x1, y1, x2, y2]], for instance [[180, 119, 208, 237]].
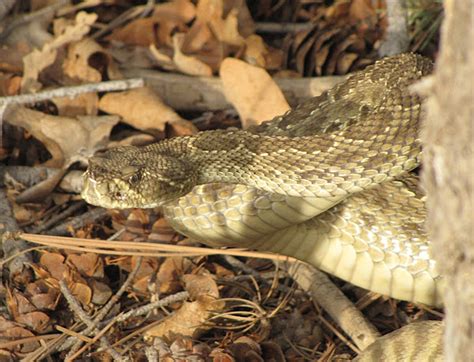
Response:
[[421, 0, 474, 360]]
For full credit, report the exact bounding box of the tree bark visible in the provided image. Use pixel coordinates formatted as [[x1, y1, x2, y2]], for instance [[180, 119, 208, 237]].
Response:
[[421, 0, 473, 360]]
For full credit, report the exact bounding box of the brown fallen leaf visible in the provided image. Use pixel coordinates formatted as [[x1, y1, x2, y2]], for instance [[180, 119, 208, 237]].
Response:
[[5, 106, 119, 167], [69, 281, 93, 306], [63, 37, 122, 83], [244, 34, 268, 67], [67, 253, 104, 278], [181, 20, 213, 54], [157, 257, 187, 294], [153, 0, 196, 24], [21, 11, 97, 93], [146, 274, 224, 339], [52, 92, 99, 117], [106, 17, 158, 47], [38, 252, 68, 281], [89, 279, 113, 306], [25, 280, 60, 310], [0, 323, 37, 353], [15, 311, 50, 333], [220, 58, 290, 128], [172, 34, 213, 76], [196, 0, 244, 47], [99, 86, 197, 135]]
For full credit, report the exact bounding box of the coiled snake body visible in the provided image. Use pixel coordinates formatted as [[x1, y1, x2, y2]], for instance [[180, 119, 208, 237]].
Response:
[[82, 53, 444, 358]]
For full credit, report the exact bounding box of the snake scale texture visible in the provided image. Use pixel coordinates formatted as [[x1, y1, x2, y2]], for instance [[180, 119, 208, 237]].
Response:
[[82, 53, 444, 359]]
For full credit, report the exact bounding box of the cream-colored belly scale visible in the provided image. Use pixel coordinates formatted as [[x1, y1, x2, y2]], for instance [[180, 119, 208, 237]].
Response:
[[163, 174, 444, 306]]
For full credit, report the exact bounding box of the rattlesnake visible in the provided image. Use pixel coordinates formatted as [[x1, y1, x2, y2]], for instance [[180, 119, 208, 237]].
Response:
[[82, 53, 444, 359]]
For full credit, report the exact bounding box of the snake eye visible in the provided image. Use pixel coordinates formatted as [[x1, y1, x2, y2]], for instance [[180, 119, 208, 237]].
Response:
[[129, 173, 141, 185]]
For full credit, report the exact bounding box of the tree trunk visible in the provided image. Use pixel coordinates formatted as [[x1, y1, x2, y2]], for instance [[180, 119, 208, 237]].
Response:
[[421, 0, 473, 360]]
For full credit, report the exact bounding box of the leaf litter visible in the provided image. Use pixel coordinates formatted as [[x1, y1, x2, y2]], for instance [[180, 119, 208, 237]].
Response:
[[0, 0, 442, 361]]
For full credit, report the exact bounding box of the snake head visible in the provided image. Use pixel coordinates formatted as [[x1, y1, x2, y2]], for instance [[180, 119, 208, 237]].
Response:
[[81, 146, 197, 209]]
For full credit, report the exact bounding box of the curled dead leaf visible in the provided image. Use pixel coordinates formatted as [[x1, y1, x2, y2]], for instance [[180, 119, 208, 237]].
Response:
[[172, 34, 213, 76], [5, 106, 119, 167], [69, 281, 93, 306], [99, 86, 196, 135], [244, 34, 268, 67], [220, 58, 290, 128], [21, 11, 97, 92], [63, 38, 122, 83]]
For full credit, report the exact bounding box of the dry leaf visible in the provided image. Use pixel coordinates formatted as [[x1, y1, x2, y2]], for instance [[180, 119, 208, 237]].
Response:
[[149, 44, 177, 71], [4, 17, 52, 51], [99, 86, 195, 135], [39, 252, 67, 280], [16, 311, 50, 333], [106, 17, 157, 46], [52, 92, 99, 116], [172, 34, 213, 76], [69, 281, 93, 306], [67, 253, 104, 278], [181, 20, 213, 53], [63, 38, 122, 83], [0, 45, 26, 73], [25, 280, 60, 310], [22, 11, 97, 92], [146, 274, 223, 339], [5, 106, 119, 167], [153, 0, 196, 23], [89, 279, 113, 305], [197, 0, 244, 46], [220, 58, 290, 128], [244, 34, 267, 67], [157, 257, 186, 294], [0, 324, 37, 353]]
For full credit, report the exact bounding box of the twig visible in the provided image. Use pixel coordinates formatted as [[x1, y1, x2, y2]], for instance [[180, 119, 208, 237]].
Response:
[[122, 68, 344, 112], [91, 2, 155, 40], [62, 257, 144, 354], [0, 0, 15, 23], [45, 208, 109, 236], [255, 21, 314, 34], [59, 280, 127, 361], [115, 291, 189, 323], [1, 165, 84, 193], [0, 78, 144, 107], [0, 78, 144, 145], [0, 190, 32, 279], [30, 201, 86, 234], [283, 261, 380, 351]]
